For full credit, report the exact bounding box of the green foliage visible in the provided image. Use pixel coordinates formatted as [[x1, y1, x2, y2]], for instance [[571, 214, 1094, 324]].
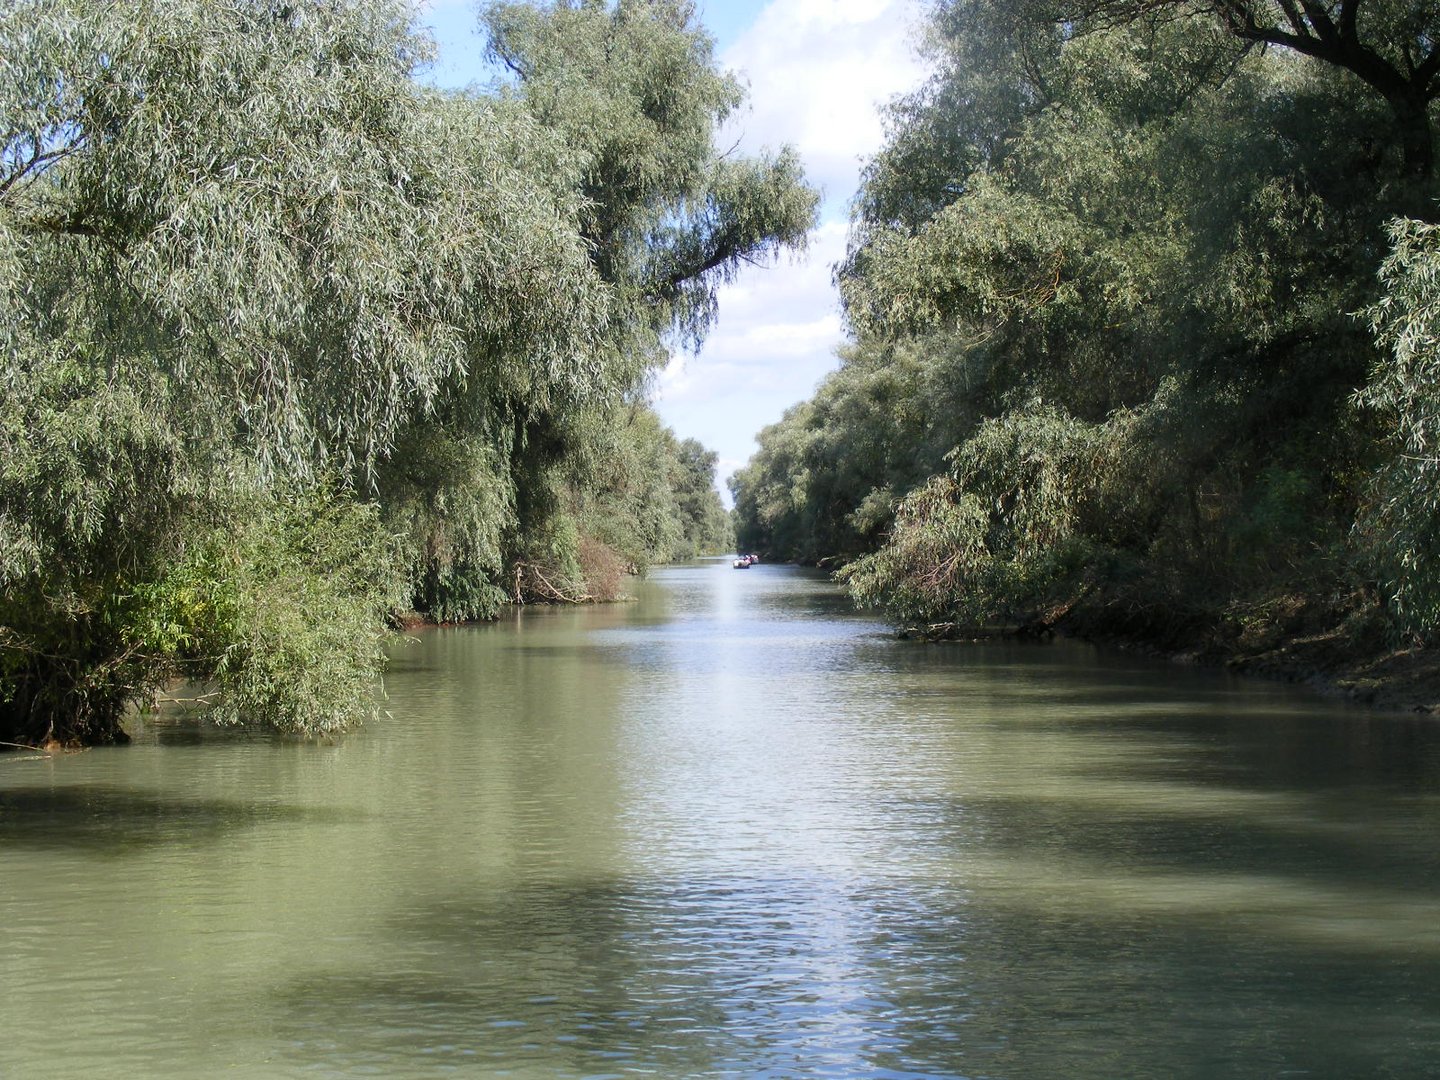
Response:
[[2, 0, 800, 744], [731, 334, 979, 561], [1358, 217, 1440, 640], [378, 423, 517, 623], [513, 505, 589, 602], [670, 437, 734, 557], [839, 477, 992, 626], [511, 405, 732, 603], [839, 405, 1114, 627], [395, 0, 812, 615], [1042, 0, 1440, 185], [2, 0, 608, 478], [485, 0, 818, 350], [125, 487, 401, 734], [0, 408, 397, 741], [567, 407, 686, 570], [744, 0, 1438, 648], [0, 344, 191, 743]]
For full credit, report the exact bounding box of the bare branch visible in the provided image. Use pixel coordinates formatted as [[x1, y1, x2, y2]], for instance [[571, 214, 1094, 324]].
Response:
[[0, 138, 84, 200]]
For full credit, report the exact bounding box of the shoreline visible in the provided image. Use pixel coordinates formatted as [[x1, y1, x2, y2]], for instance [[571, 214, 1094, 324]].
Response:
[[1052, 601, 1440, 717]]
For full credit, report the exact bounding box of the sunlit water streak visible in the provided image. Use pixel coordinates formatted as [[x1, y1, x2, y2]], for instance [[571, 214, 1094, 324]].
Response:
[[3, 562, 1439, 1078]]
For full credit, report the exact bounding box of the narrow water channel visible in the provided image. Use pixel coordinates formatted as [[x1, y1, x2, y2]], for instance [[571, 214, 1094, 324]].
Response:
[[3, 562, 1439, 1078]]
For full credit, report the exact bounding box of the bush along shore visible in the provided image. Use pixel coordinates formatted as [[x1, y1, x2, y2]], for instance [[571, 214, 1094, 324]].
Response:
[[732, 0, 1440, 707]]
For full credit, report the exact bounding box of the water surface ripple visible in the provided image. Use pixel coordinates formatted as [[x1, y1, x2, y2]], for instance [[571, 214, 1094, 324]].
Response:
[[3, 562, 1439, 1078]]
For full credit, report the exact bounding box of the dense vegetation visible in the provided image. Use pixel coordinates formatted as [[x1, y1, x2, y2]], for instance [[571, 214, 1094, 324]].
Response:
[[1, 0, 809, 747], [732, 0, 1440, 658]]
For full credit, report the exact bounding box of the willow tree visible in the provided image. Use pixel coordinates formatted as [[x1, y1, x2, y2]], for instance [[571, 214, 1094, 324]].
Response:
[[1067, 0, 1440, 184], [736, 0, 1431, 643], [669, 437, 733, 558], [377, 0, 816, 616], [462, 0, 816, 599], [1359, 218, 1440, 640], [2, 0, 813, 746], [0, 0, 609, 745], [485, 0, 817, 349], [730, 334, 979, 562]]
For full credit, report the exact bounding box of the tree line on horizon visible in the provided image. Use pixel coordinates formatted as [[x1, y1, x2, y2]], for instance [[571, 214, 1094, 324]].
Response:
[[731, 0, 1440, 656], [0, 0, 815, 747]]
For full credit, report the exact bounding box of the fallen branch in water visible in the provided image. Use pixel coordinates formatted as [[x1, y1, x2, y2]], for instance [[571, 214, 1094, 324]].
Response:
[[513, 561, 593, 605], [0, 739, 87, 757], [153, 691, 223, 706]]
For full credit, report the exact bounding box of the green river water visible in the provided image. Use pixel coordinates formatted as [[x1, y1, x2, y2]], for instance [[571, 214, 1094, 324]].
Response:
[[2, 562, 1439, 1078]]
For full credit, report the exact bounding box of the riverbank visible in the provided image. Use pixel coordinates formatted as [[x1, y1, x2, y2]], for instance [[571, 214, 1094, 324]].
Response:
[[1051, 587, 1440, 716], [810, 555, 1440, 715]]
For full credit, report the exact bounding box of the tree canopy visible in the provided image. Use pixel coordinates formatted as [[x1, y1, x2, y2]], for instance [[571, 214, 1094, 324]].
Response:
[[986, 0, 1440, 181], [735, 0, 1440, 651], [1, 0, 809, 747]]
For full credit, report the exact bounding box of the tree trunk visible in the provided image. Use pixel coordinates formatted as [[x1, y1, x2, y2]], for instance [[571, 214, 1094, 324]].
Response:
[[1392, 93, 1435, 184]]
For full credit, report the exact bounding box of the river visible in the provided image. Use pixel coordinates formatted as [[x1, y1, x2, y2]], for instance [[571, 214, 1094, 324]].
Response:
[[3, 562, 1439, 1078]]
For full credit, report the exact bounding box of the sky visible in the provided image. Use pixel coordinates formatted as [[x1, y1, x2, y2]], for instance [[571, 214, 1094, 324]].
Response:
[[418, 0, 931, 497]]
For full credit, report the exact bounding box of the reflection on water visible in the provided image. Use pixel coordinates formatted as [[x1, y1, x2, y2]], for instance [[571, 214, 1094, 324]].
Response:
[[3, 562, 1439, 1078]]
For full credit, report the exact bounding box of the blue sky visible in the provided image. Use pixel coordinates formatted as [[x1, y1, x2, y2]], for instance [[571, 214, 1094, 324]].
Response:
[[418, 1, 929, 498]]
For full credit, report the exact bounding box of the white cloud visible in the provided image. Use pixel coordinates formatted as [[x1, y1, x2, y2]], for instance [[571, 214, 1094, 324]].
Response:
[[719, 0, 928, 212], [656, 220, 848, 406], [651, 1, 929, 490], [418, 0, 935, 494]]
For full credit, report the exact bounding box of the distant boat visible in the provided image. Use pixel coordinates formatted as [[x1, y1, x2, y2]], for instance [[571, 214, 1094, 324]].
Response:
[[732, 555, 753, 569]]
